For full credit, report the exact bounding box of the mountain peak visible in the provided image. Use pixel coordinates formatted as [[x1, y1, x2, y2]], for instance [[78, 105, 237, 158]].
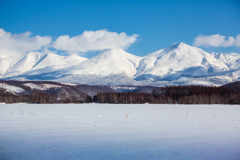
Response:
[[167, 42, 191, 50], [102, 48, 126, 54], [94, 48, 140, 60], [161, 42, 180, 52], [67, 48, 141, 77], [24, 51, 45, 59], [178, 42, 188, 47]]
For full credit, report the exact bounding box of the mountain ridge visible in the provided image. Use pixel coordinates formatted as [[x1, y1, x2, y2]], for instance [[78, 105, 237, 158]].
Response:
[[63, 48, 141, 77], [0, 42, 240, 86]]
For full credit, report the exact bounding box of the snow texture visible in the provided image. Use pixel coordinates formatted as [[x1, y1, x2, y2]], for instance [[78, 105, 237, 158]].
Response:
[[110, 86, 138, 92], [0, 83, 25, 94], [23, 83, 62, 90], [2, 52, 88, 77], [62, 48, 141, 77], [59, 82, 78, 86], [0, 104, 240, 160]]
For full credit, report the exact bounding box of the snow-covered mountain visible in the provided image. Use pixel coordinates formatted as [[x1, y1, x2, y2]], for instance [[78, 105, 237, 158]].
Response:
[[135, 42, 229, 81], [2, 52, 88, 78], [0, 43, 240, 86], [63, 49, 141, 77], [0, 56, 16, 75], [211, 52, 240, 69]]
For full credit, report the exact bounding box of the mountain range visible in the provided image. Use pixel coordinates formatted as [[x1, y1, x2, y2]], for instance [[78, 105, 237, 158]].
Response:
[[0, 42, 240, 86]]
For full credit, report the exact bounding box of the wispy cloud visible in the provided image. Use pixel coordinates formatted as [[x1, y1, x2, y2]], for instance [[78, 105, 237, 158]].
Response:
[[193, 34, 240, 47], [52, 29, 138, 54], [0, 28, 52, 58]]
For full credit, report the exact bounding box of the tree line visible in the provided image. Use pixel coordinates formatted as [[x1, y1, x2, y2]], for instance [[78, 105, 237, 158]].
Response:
[[0, 91, 91, 104], [1, 85, 240, 104], [93, 85, 240, 104]]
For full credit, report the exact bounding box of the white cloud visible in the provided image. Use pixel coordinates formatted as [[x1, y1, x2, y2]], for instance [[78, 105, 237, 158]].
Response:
[[193, 34, 240, 47], [0, 28, 52, 58], [52, 29, 138, 53], [0, 29, 138, 58]]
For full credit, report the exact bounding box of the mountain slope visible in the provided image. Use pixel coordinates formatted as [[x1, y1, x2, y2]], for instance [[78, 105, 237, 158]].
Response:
[[135, 42, 229, 80], [3, 52, 88, 78], [223, 81, 240, 91], [0, 56, 16, 75], [0, 80, 116, 102], [4, 52, 44, 77], [211, 52, 240, 69], [63, 49, 141, 77]]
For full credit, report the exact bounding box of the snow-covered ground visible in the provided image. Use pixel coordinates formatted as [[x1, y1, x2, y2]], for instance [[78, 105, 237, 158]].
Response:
[[0, 83, 25, 94], [0, 104, 239, 160], [23, 83, 62, 90]]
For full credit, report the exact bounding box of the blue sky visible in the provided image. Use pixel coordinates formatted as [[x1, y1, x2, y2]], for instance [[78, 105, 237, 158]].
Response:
[[0, 0, 240, 58]]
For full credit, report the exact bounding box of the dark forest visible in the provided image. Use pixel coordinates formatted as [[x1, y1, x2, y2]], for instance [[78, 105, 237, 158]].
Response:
[[1, 80, 240, 104]]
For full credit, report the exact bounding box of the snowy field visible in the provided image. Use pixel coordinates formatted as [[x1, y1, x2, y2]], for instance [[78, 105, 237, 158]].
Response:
[[0, 104, 240, 160]]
